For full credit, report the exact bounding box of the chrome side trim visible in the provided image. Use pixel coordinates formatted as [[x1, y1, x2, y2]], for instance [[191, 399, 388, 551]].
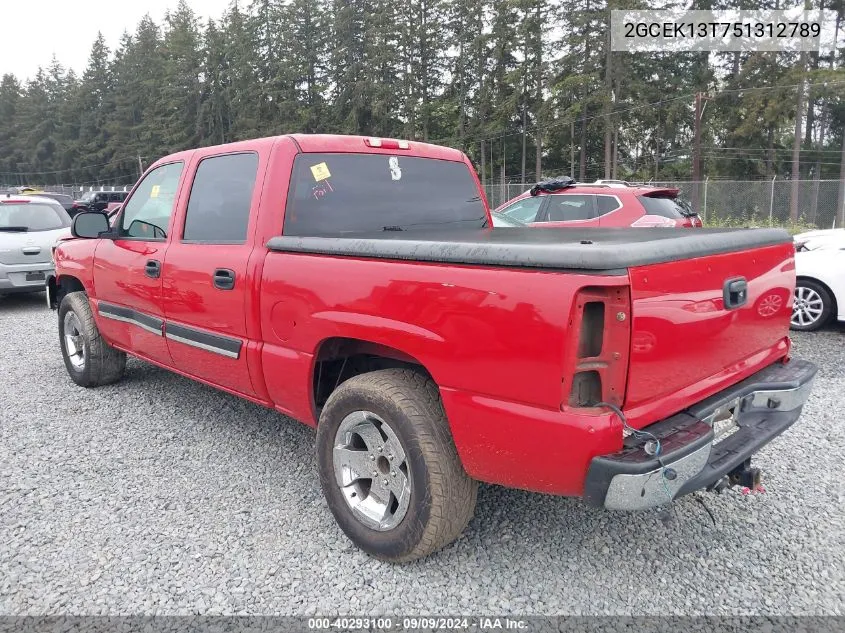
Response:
[[603, 443, 712, 511], [164, 331, 240, 359], [98, 304, 163, 336]]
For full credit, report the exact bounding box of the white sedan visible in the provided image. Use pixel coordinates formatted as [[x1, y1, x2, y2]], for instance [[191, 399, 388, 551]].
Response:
[[792, 229, 845, 331]]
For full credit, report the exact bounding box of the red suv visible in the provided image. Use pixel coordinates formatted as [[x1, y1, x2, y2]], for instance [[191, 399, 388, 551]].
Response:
[[494, 181, 702, 228]]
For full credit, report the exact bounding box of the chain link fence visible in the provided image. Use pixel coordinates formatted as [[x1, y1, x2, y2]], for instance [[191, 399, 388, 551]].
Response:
[[7, 179, 844, 229], [2, 184, 134, 199], [485, 179, 845, 229]]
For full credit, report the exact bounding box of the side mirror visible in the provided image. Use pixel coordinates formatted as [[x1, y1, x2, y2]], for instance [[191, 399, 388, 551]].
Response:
[[71, 212, 111, 238]]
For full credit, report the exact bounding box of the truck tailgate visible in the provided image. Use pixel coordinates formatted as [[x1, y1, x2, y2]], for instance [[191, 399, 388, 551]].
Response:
[[624, 242, 796, 427]]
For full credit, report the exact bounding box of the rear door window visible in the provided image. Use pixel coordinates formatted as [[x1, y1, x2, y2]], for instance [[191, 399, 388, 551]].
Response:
[[283, 154, 486, 235], [595, 195, 622, 216], [182, 152, 259, 243], [544, 194, 596, 222]]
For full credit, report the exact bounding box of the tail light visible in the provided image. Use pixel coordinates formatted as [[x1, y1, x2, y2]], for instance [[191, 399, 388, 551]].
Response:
[[562, 286, 631, 409], [364, 137, 410, 150], [631, 215, 676, 228]]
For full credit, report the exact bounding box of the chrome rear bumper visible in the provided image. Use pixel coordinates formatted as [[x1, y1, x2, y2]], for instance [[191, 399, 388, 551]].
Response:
[[584, 358, 817, 511]]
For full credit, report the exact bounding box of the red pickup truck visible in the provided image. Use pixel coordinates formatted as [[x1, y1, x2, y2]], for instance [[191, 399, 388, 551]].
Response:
[[49, 134, 816, 562]]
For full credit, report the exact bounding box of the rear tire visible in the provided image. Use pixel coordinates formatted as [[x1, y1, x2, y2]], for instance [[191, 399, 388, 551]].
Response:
[[59, 291, 126, 387], [316, 368, 477, 562], [791, 279, 833, 332]]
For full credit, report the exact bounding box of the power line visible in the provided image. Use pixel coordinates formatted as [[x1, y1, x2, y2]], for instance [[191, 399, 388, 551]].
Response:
[[697, 154, 842, 166], [433, 93, 699, 146], [446, 79, 845, 149], [700, 147, 844, 154], [714, 79, 845, 95], [0, 156, 141, 178]]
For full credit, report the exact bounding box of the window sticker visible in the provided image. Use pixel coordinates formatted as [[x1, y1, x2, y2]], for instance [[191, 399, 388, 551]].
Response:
[[310, 162, 331, 182], [388, 156, 402, 181], [312, 180, 334, 200], [150, 185, 160, 198]]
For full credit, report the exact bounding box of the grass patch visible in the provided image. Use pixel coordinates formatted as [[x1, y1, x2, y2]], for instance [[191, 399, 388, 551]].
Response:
[[703, 215, 818, 235]]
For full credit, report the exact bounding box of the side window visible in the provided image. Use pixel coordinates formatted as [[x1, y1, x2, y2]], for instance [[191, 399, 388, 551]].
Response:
[[545, 195, 596, 222], [595, 195, 622, 216], [499, 196, 544, 222], [182, 152, 259, 243], [119, 161, 184, 239]]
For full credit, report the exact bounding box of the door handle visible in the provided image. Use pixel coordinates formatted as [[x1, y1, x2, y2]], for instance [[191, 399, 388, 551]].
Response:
[[723, 276, 748, 310], [144, 259, 161, 279], [213, 268, 236, 290]]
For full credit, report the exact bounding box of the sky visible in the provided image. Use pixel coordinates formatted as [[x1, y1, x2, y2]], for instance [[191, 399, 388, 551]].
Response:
[[0, 0, 232, 81]]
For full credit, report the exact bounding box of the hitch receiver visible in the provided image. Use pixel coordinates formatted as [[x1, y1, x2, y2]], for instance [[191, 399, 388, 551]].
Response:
[[728, 459, 762, 489]]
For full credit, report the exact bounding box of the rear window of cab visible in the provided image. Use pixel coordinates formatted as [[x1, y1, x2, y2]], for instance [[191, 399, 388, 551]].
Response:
[[283, 153, 487, 235]]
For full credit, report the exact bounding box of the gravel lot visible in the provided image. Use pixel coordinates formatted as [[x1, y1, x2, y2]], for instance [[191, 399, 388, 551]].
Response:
[[1, 292, 843, 616]]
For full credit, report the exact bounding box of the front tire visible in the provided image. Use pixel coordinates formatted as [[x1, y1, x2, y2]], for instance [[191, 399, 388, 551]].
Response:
[[791, 279, 833, 332], [59, 291, 126, 387], [316, 369, 478, 562]]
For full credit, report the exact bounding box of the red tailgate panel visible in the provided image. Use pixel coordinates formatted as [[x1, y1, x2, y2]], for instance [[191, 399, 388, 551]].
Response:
[[624, 242, 795, 427]]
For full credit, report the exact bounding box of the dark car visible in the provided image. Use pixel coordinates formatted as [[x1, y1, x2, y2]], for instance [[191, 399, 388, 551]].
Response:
[[34, 192, 74, 213], [70, 190, 129, 216]]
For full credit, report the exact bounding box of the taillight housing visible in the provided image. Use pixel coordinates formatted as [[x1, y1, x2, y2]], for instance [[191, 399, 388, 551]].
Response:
[[562, 285, 631, 409]]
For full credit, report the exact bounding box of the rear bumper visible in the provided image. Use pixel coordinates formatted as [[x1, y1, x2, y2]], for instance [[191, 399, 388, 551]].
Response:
[[584, 358, 817, 510], [0, 262, 54, 293]]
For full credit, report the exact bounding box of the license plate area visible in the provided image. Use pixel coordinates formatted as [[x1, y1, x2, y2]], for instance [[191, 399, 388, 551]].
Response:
[[704, 397, 742, 445], [26, 271, 46, 282]]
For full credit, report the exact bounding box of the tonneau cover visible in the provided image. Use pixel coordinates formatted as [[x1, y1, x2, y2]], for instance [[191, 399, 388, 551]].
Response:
[[266, 227, 790, 274]]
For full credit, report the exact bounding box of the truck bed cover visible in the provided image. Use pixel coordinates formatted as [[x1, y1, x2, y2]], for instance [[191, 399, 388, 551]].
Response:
[[267, 227, 791, 274]]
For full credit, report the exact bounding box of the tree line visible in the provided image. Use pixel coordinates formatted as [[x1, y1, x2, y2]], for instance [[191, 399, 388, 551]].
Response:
[[0, 0, 843, 190]]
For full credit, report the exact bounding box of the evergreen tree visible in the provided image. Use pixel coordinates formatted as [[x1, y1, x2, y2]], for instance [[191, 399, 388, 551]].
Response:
[[0, 0, 842, 188]]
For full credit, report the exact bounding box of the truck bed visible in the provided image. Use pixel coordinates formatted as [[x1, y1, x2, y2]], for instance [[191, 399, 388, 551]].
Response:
[[267, 227, 791, 274]]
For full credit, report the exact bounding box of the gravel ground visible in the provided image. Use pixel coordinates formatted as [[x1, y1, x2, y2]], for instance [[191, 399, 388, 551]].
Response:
[[1, 292, 843, 616]]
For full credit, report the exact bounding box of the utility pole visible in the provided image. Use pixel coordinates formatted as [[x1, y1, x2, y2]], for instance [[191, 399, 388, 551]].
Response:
[[521, 101, 527, 185], [790, 0, 811, 222], [137, 156, 145, 180], [790, 56, 808, 222], [480, 140, 486, 189], [501, 137, 506, 204], [837, 129, 845, 228], [692, 91, 703, 214], [570, 121, 575, 179], [521, 59, 527, 186]]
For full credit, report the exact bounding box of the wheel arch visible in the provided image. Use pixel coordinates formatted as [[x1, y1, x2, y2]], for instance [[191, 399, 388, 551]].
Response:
[[48, 274, 87, 309], [311, 336, 435, 420]]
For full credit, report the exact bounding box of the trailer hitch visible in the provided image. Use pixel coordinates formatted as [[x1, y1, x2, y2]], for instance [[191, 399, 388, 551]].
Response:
[[707, 459, 764, 495]]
